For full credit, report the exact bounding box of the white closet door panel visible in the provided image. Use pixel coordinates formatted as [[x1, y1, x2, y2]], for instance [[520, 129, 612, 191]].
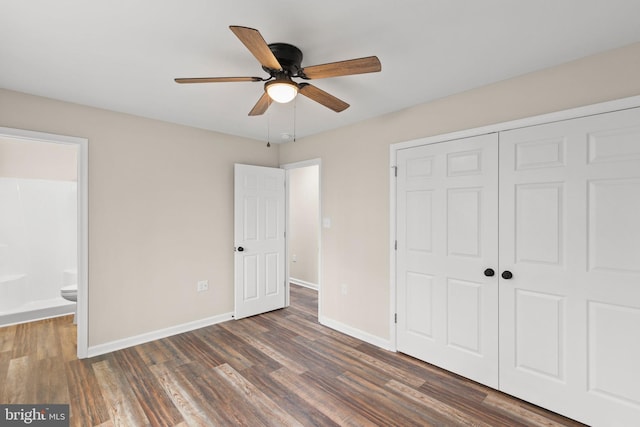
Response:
[[397, 133, 499, 388], [514, 289, 565, 380], [588, 178, 640, 273], [499, 107, 640, 427]]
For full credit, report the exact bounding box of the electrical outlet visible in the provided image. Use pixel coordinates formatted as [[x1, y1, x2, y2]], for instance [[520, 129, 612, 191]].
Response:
[[197, 280, 209, 292], [341, 283, 348, 295], [292, 254, 297, 262]]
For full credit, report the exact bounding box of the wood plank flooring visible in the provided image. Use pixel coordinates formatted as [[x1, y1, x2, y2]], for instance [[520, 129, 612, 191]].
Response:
[[0, 285, 586, 426]]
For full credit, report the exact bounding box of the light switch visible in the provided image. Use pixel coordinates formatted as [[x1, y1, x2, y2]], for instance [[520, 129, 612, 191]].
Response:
[[322, 217, 331, 228]]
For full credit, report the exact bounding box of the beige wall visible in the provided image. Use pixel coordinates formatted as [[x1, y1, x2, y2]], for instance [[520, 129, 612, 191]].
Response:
[[0, 137, 77, 181], [288, 165, 319, 285], [0, 89, 278, 346], [279, 42, 640, 341]]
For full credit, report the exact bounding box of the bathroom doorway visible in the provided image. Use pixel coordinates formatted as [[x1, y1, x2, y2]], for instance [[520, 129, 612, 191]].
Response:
[[0, 127, 88, 358], [283, 159, 321, 317]]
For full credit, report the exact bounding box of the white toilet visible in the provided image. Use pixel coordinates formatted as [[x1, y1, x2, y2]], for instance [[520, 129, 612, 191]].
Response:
[[60, 284, 77, 323], [60, 284, 77, 302]]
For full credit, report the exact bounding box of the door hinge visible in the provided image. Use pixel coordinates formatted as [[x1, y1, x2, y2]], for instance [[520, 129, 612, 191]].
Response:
[[393, 166, 398, 177], [394, 313, 397, 324], [394, 240, 397, 250]]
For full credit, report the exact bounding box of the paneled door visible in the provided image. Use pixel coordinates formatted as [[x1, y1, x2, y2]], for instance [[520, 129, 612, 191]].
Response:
[[234, 164, 286, 320], [396, 133, 500, 388], [499, 108, 640, 426]]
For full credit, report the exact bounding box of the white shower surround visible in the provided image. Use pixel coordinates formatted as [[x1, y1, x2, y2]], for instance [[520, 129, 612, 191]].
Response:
[[0, 177, 77, 325]]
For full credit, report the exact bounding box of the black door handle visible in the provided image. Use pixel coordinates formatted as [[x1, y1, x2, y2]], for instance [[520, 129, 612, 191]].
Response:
[[237, 246, 244, 252], [501, 270, 513, 280], [484, 268, 495, 277]]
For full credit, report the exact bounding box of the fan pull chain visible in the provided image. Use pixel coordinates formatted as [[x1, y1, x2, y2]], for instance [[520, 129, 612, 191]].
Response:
[[293, 97, 297, 142], [266, 105, 271, 147]]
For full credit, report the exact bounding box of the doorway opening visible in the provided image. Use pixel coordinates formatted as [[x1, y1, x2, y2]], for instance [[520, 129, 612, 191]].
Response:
[[283, 159, 321, 318], [0, 127, 88, 358], [0, 136, 77, 325]]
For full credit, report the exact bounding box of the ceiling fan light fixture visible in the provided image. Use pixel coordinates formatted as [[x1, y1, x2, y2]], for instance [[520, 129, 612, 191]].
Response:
[[265, 79, 298, 103]]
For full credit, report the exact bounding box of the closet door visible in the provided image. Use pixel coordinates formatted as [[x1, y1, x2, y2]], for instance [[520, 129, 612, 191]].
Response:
[[499, 108, 640, 426], [396, 133, 499, 388]]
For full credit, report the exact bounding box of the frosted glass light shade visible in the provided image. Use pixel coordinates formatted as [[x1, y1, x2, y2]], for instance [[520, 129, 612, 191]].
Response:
[[266, 80, 298, 103]]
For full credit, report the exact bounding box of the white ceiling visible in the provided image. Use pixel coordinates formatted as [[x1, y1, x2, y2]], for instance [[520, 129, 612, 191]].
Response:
[[2, 1, 640, 143]]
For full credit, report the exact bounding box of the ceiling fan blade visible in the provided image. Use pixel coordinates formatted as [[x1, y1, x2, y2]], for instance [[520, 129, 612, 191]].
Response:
[[229, 26, 282, 71], [248, 92, 271, 116], [174, 77, 263, 84], [301, 56, 381, 79], [299, 83, 349, 112]]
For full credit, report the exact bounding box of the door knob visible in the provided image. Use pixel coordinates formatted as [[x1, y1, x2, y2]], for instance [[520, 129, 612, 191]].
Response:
[[237, 246, 244, 252], [484, 268, 495, 277], [501, 270, 513, 280]]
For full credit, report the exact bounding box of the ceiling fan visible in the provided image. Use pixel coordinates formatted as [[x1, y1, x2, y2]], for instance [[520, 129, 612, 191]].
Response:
[[175, 26, 381, 116]]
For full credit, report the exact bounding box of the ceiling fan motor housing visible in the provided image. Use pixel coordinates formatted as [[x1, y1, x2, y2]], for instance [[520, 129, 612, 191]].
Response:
[[263, 43, 303, 76]]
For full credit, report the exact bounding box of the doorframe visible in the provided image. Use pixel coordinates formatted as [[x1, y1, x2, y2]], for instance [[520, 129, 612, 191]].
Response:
[[281, 158, 322, 315], [388, 94, 640, 352], [0, 126, 89, 358]]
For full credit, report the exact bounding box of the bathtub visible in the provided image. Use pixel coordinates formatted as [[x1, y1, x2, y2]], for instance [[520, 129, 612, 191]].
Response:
[[0, 272, 75, 326]]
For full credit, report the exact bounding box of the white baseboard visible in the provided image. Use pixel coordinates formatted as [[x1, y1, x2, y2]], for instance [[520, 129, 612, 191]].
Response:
[[290, 277, 318, 290], [85, 311, 392, 359], [319, 315, 393, 351], [87, 312, 233, 358]]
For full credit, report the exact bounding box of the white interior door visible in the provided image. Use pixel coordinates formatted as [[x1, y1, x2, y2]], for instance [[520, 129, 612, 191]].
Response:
[[499, 108, 640, 427], [234, 164, 286, 320], [396, 133, 500, 388]]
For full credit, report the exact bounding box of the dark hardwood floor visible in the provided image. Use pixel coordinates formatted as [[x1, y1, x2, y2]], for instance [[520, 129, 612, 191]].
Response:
[[0, 285, 586, 426]]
